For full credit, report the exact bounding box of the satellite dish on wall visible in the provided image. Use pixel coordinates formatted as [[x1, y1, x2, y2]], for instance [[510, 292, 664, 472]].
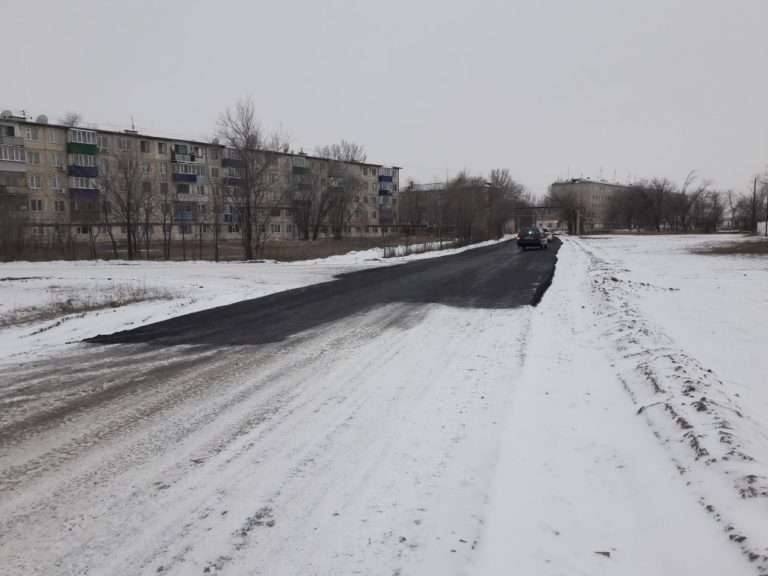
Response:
[[36, 114, 49, 124], [0, 110, 12, 119]]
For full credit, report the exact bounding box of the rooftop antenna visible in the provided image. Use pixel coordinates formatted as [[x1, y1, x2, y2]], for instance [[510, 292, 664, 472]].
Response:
[[131, 115, 136, 131]]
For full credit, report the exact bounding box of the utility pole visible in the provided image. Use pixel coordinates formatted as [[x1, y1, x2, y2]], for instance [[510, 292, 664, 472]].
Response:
[[765, 185, 768, 236], [752, 177, 758, 234]]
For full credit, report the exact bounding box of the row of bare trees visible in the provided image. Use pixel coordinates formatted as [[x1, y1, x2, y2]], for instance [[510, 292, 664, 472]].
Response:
[[548, 171, 768, 234], [218, 100, 371, 258], [604, 173, 768, 233], [398, 170, 528, 242]]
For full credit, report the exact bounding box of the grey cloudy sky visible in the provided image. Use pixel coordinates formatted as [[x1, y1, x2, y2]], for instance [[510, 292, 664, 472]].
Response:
[[4, 0, 768, 196]]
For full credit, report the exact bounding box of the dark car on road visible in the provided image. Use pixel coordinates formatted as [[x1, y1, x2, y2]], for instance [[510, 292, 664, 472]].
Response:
[[517, 227, 549, 250]]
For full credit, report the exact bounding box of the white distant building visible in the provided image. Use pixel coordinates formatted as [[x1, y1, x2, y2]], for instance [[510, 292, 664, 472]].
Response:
[[549, 178, 631, 231]]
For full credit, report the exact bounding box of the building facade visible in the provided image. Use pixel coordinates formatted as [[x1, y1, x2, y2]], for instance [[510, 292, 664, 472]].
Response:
[[548, 178, 630, 231], [0, 110, 400, 257]]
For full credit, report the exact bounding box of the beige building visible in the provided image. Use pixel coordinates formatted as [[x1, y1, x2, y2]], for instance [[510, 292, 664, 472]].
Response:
[[548, 178, 630, 231], [0, 110, 400, 258]]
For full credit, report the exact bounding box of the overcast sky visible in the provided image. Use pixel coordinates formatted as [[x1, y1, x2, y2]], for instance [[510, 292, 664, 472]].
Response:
[[4, 0, 768, 197]]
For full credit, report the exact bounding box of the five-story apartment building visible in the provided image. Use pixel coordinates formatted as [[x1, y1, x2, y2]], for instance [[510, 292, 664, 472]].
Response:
[[0, 110, 400, 257]]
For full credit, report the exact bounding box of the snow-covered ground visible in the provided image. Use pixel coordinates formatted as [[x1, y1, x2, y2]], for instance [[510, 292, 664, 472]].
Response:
[[2, 234, 766, 575], [476, 234, 768, 575], [0, 238, 508, 365]]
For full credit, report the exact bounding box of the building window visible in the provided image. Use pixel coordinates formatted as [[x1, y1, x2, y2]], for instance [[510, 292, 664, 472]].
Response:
[[142, 181, 152, 195], [160, 163, 168, 177], [55, 200, 65, 212], [287, 224, 294, 233], [27, 151, 40, 165], [76, 225, 92, 235], [140, 141, 150, 153], [179, 223, 192, 234], [142, 162, 151, 176], [228, 224, 240, 233], [177, 183, 190, 195], [118, 137, 130, 151], [48, 130, 58, 144], [0, 145, 25, 162], [210, 167, 219, 178], [30, 199, 43, 211], [271, 223, 281, 233], [98, 134, 110, 151], [25, 127, 39, 141], [69, 129, 96, 144], [371, 211, 377, 219], [69, 176, 96, 189], [270, 207, 281, 217], [69, 153, 97, 167], [197, 185, 206, 195], [28, 174, 41, 189], [158, 142, 167, 154], [50, 175, 62, 191]]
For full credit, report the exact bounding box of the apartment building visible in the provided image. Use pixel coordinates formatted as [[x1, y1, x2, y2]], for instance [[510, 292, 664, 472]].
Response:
[[548, 178, 630, 230], [0, 110, 400, 256]]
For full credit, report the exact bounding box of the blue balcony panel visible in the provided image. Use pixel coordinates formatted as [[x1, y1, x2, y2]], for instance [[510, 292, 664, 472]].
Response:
[[68, 165, 99, 178], [69, 188, 99, 200], [221, 157, 243, 168], [173, 173, 197, 183]]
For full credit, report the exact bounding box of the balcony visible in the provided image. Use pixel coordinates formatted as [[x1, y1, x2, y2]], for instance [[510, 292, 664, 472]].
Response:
[[292, 166, 309, 176], [69, 188, 99, 199], [378, 175, 393, 183], [173, 173, 197, 183], [0, 135, 24, 147], [67, 142, 98, 155], [175, 192, 202, 203], [221, 157, 242, 168], [68, 165, 99, 178], [174, 212, 194, 222], [172, 151, 196, 163], [223, 176, 241, 186]]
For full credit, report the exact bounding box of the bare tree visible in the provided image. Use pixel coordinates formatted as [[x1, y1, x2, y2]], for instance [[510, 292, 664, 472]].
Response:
[[60, 112, 83, 127], [487, 169, 526, 238], [158, 182, 173, 259], [99, 146, 143, 259], [314, 140, 367, 163], [219, 98, 288, 259], [548, 184, 582, 233], [314, 142, 367, 240]]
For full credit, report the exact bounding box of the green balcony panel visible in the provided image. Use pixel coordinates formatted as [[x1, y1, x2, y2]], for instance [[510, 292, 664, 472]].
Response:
[[67, 142, 99, 155]]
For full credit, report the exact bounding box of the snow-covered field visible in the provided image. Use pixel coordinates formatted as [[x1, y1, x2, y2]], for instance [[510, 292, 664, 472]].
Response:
[[476, 234, 768, 575], [0, 238, 508, 365]]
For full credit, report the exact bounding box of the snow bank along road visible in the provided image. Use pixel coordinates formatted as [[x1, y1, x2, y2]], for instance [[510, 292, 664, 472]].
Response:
[[1, 239, 558, 575]]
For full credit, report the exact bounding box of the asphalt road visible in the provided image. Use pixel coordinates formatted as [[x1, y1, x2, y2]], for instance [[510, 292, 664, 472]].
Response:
[[87, 238, 560, 347]]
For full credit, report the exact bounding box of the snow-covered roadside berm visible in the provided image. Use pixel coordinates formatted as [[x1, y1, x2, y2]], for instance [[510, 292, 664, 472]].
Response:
[[0, 238, 508, 365], [475, 235, 767, 575]]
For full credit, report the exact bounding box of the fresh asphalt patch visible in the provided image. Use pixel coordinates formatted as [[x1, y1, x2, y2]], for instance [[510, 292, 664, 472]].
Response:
[[86, 239, 561, 347]]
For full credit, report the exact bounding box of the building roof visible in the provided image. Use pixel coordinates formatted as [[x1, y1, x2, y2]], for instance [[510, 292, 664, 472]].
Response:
[[6, 116, 400, 170], [552, 178, 630, 189]]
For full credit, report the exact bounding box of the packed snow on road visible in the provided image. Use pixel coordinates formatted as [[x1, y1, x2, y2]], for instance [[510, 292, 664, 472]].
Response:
[[0, 234, 766, 575]]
